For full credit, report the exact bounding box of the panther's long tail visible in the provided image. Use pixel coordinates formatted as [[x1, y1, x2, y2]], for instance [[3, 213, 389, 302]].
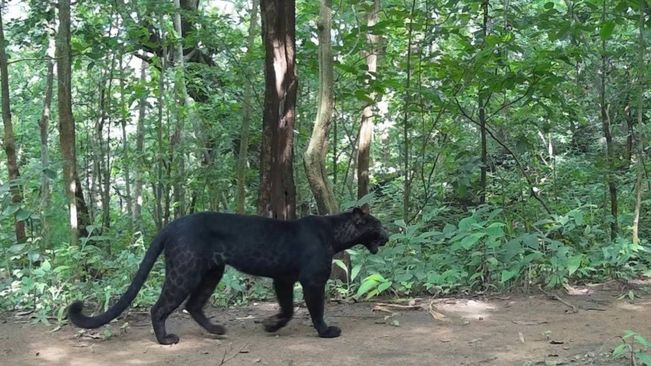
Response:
[[67, 233, 165, 328]]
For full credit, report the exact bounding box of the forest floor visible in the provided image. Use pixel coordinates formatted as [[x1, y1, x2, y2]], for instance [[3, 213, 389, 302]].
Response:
[[1, 283, 649, 366]]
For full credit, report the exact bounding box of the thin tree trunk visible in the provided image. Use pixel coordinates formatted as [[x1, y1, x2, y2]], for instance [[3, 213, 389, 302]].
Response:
[[357, 0, 380, 202], [38, 38, 56, 247], [91, 78, 104, 224], [133, 61, 147, 231], [236, 0, 259, 214], [171, 0, 190, 219], [0, 9, 27, 243], [57, 0, 78, 244], [304, 0, 337, 215], [119, 58, 132, 225], [101, 51, 116, 230], [632, 0, 646, 245], [478, 0, 489, 205], [402, 0, 416, 222], [303, 0, 344, 280], [153, 16, 168, 231], [259, 0, 297, 220], [599, 0, 618, 239]]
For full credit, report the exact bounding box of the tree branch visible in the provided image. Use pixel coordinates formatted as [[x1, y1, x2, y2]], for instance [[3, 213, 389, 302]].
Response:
[[459, 109, 552, 214]]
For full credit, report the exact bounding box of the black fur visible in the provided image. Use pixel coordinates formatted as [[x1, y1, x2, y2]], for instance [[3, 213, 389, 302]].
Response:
[[67, 208, 389, 344]]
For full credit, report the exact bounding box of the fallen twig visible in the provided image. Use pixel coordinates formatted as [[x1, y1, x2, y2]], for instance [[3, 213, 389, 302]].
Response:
[[428, 301, 447, 321], [538, 285, 578, 313], [511, 320, 548, 325], [218, 343, 250, 366], [373, 302, 422, 310]]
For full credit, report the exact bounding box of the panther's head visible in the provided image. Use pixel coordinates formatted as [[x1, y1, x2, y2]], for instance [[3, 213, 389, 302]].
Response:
[[348, 206, 389, 254]]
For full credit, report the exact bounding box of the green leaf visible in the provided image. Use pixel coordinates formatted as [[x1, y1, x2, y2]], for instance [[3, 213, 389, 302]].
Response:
[[333, 259, 348, 275], [486, 222, 505, 238], [636, 352, 651, 366], [351, 264, 362, 282], [600, 21, 615, 40], [459, 232, 485, 249], [356, 273, 385, 298], [40, 260, 51, 272], [43, 168, 57, 180], [635, 335, 651, 348], [9, 244, 27, 254], [567, 255, 583, 275], [15, 208, 31, 221], [501, 270, 517, 283], [612, 343, 628, 358], [458, 216, 476, 231], [2, 204, 19, 217], [354, 90, 374, 104], [377, 281, 392, 293], [442, 223, 456, 238], [544, 2, 554, 9]]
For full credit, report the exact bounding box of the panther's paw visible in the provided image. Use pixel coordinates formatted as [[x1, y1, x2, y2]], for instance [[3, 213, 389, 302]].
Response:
[[159, 333, 180, 345], [205, 323, 226, 335], [263, 314, 289, 332], [318, 326, 341, 338]]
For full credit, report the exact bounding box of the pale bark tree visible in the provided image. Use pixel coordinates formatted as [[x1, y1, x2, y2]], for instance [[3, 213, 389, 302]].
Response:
[[632, 0, 646, 245], [236, 0, 259, 214], [38, 36, 56, 246], [304, 0, 337, 215], [171, 0, 191, 218], [402, 0, 416, 221], [119, 58, 133, 224], [57, 0, 90, 244], [133, 61, 147, 231], [356, 0, 380, 202], [304, 0, 346, 280]]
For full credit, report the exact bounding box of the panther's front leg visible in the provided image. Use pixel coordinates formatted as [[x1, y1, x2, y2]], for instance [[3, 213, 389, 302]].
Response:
[[263, 279, 295, 332], [301, 281, 341, 338]]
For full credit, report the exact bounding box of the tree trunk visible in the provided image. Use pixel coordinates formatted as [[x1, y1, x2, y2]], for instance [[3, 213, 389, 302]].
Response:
[[0, 9, 27, 243], [478, 0, 489, 205], [304, 0, 337, 215], [599, 0, 618, 240], [632, 0, 646, 245], [100, 50, 116, 230], [38, 37, 56, 247], [119, 58, 132, 225], [259, 0, 297, 220], [171, 0, 190, 219], [57, 0, 90, 244], [402, 0, 416, 222], [356, 0, 380, 202], [133, 60, 147, 231], [236, 0, 259, 214], [153, 29, 167, 231], [304, 0, 345, 281]]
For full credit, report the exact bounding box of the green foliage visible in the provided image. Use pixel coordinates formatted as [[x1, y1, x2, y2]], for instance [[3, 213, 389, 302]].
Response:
[[613, 331, 651, 366], [347, 204, 649, 299]]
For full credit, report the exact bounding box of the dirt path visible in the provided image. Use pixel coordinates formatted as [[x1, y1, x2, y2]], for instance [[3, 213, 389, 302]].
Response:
[[1, 288, 648, 365]]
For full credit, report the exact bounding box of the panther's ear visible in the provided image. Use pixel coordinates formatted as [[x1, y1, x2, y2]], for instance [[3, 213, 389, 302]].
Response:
[[352, 206, 369, 222]]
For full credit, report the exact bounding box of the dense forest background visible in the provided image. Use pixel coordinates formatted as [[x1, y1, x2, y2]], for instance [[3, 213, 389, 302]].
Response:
[[0, 0, 649, 322]]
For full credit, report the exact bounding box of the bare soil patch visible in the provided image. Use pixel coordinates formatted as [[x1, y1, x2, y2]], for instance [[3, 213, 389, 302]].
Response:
[[1, 287, 649, 365]]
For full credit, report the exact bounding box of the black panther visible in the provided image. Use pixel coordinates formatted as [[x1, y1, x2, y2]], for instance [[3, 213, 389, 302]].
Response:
[[67, 207, 389, 344]]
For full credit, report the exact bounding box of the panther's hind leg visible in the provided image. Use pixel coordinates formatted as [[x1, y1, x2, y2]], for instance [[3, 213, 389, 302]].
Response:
[[151, 257, 204, 345], [263, 279, 295, 332], [185, 265, 226, 335]]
